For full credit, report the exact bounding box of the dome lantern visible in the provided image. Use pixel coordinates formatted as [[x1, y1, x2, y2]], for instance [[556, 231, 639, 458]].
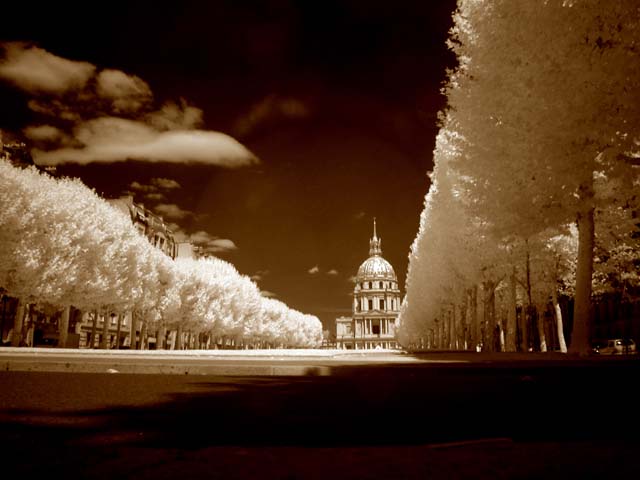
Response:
[[369, 217, 382, 256]]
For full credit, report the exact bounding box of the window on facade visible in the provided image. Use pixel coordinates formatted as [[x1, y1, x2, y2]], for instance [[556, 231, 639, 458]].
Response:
[[368, 299, 373, 310], [372, 320, 380, 335]]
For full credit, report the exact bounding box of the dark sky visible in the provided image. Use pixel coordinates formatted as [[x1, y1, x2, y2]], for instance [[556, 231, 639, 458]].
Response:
[[0, 1, 457, 331]]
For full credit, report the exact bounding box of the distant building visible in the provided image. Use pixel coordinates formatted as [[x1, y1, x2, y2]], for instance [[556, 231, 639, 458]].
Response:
[[1, 135, 57, 175], [176, 241, 204, 259], [108, 195, 177, 259], [336, 220, 402, 349], [1, 138, 35, 169]]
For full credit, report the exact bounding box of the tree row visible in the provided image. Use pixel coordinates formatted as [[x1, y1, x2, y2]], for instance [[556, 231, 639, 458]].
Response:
[[0, 160, 323, 349], [399, 0, 639, 354]]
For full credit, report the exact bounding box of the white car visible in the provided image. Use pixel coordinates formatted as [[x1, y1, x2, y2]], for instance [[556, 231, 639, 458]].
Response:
[[595, 338, 637, 355]]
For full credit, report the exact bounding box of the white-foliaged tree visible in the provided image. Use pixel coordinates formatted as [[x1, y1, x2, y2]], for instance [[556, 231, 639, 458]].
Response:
[[0, 160, 322, 349], [401, 0, 640, 354]]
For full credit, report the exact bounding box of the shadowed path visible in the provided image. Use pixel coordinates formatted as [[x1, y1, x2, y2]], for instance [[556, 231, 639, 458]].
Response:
[[1, 351, 639, 478]]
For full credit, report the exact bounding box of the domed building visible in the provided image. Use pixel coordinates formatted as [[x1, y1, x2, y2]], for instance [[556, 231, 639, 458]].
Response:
[[335, 220, 402, 349]]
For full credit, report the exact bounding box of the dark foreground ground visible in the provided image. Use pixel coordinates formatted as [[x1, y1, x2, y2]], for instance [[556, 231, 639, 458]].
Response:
[[1, 352, 640, 479]]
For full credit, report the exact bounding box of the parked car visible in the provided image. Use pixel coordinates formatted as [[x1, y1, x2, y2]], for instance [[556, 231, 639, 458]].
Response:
[[593, 338, 637, 355]]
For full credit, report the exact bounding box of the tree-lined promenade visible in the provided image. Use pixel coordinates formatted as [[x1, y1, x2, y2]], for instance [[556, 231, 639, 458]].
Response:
[[399, 0, 640, 354], [0, 160, 323, 350]]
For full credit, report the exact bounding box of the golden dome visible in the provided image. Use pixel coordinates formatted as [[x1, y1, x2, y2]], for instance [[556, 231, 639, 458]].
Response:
[[357, 255, 397, 280], [356, 218, 397, 281]]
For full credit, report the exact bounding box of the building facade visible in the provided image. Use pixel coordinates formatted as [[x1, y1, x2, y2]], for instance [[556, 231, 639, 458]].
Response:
[[108, 195, 178, 259], [336, 220, 401, 349]]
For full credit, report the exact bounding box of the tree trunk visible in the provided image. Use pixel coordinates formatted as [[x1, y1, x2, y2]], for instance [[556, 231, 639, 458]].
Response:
[[447, 308, 453, 349], [570, 191, 595, 355], [176, 324, 183, 350], [158, 324, 167, 350], [459, 300, 468, 350], [129, 311, 138, 350], [58, 306, 70, 348], [482, 281, 496, 352], [536, 304, 548, 352], [90, 309, 98, 348], [506, 268, 518, 352], [0, 296, 7, 343], [471, 286, 479, 351], [138, 318, 147, 350], [100, 309, 110, 349], [11, 300, 26, 347], [115, 314, 122, 349], [552, 289, 567, 353]]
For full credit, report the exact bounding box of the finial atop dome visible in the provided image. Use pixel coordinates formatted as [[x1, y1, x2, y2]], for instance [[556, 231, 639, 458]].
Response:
[[369, 217, 382, 256]]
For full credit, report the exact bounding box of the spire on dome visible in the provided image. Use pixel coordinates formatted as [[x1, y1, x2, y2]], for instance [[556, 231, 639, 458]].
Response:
[[369, 217, 382, 256]]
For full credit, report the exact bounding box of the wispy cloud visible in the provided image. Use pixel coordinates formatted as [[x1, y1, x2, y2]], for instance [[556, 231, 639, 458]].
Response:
[[144, 192, 166, 202], [22, 125, 69, 145], [326, 269, 339, 275], [0, 42, 95, 94], [260, 290, 277, 298], [96, 69, 152, 114], [152, 178, 181, 190], [154, 203, 192, 221], [31, 117, 255, 166], [251, 270, 270, 282], [1, 42, 257, 167], [308, 265, 320, 275], [126, 178, 180, 204], [190, 230, 238, 254], [130, 177, 182, 193], [234, 94, 309, 137]]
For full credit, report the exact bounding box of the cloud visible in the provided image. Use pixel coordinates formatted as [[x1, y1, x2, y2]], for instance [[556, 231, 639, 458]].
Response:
[[96, 69, 153, 113], [250, 270, 270, 282], [144, 192, 166, 202], [129, 181, 156, 193], [32, 117, 257, 166], [308, 265, 320, 275], [166, 223, 189, 242], [27, 99, 81, 122], [152, 177, 181, 190], [23, 125, 69, 143], [260, 290, 277, 298], [326, 269, 339, 275], [190, 230, 238, 253], [348, 276, 358, 283], [129, 177, 182, 194], [0, 42, 95, 95], [353, 211, 366, 220], [154, 203, 192, 220], [1, 43, 257, 167], [128, 177, 181, 203], [207, 238, 237, 252], [146, 100, 203, 130], [234, 94, 310, 137]]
